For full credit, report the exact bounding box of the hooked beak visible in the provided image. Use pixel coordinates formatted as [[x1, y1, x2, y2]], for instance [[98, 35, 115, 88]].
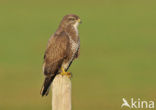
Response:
[[77, 18, 82, 24]]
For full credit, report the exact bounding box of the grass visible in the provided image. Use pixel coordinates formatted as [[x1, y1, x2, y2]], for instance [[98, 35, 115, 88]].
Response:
[[0, 0, 156, 110]]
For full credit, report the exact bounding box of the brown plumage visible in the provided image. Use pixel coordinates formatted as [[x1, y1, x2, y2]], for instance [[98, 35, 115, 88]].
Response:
[[40, 14, 81, 96]]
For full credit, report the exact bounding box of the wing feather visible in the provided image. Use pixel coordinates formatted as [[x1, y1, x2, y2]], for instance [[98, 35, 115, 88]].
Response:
[[43, 32, 69, 76]]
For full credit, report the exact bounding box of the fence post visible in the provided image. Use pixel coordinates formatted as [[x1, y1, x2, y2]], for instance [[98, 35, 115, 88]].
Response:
[[52, 74, 72, 110]]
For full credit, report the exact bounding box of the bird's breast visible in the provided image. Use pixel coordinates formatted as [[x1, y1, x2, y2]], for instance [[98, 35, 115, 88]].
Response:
[[69, 36, 79, 53], [62, 36, 79, 70]]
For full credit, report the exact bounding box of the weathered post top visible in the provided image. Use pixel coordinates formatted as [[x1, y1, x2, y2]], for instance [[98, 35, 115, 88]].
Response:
[[52, 74, 72, 110]]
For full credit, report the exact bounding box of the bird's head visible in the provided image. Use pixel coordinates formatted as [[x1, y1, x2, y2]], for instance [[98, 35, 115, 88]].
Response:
[[60, 14, 82, 29]]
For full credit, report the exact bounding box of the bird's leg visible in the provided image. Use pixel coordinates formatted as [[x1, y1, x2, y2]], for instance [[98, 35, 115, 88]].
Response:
[[60, 67, 71, 78]]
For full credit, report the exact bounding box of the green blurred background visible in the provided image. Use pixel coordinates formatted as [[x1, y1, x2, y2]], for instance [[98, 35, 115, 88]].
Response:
[[0, 0, 156, 110]]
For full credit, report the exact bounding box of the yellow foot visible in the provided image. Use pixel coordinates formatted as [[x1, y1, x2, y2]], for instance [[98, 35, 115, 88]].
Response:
[[60, 67, 71, 78]]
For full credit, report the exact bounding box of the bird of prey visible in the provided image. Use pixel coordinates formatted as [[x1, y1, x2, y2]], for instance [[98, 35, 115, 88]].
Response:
[[40, 14, 81, 96]]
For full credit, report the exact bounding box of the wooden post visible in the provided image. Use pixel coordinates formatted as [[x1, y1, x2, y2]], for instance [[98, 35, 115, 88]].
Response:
[[52, 74, 72, 110]]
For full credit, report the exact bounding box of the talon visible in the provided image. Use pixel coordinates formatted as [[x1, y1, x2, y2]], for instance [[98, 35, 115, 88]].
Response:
[[60, 67, 71, 78], [67, 72, 72, 78]]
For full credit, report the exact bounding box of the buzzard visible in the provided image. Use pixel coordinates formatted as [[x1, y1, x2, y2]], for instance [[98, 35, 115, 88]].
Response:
[[40, 14, 81, 96]]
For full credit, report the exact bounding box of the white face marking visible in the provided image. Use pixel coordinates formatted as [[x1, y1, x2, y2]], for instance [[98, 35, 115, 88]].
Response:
[[73, 21, 79, 28], [73, 21, 79, 36]]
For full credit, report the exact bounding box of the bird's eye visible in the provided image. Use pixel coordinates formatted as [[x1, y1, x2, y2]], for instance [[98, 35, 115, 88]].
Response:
[[68, 18, 75, 21]]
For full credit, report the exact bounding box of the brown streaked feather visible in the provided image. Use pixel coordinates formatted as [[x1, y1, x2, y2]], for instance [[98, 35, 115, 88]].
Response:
[[74, 47, 80, 59], [40, 75, 56, 96], [43, 31, 70, 76], [41, 31, 70, 96]]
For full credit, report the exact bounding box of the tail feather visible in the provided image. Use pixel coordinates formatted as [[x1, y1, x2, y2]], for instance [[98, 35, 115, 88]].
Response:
[[40, 75, 56, 96]]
